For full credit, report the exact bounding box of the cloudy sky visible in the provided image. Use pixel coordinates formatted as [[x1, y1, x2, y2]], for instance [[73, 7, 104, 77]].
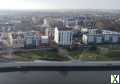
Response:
[[0, 0, 120, 10]]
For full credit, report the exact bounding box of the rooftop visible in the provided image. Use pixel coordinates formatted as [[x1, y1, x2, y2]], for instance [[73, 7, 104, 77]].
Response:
[[41, 36, 48, 39], [56, 26, 73, 31]]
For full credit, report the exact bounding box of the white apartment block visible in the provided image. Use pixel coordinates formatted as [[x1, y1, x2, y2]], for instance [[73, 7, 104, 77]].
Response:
[[41, 36, 48, 44], [82, 34, 103, 44], [54, 27, 73, 46], [82, 29, 120, 44]]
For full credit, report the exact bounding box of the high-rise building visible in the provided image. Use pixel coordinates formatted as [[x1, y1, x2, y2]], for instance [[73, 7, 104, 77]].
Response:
[[54, 27, 73, 46]]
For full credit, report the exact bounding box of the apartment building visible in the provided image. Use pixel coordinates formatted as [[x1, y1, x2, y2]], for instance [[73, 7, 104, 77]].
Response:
[[11, 32, 24, 48], [82, 29, 120, 44], [54, 27, 73, 46], [82, 34, 103, 44], [40, 36, 49, 45], [24, 31, 38, 48], [0, 32, 4, 48], [45, 28, 54, 40], [102, 30, 120, 43], [62, 16, 95, 28]]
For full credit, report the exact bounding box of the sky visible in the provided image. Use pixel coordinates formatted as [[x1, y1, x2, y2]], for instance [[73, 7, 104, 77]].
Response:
[[0, 0, 120, 10]]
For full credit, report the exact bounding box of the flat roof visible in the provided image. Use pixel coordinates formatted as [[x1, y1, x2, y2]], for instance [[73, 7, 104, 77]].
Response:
[[41, 36, 48, 39], [56, 26, 73, 31]]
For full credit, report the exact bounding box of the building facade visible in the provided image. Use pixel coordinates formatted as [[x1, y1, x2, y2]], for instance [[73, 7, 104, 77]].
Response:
[[82, 29, 120, 44], [54, 27, 73, 46], [24, 31, 38, 48], [11, 32, 24, 48]]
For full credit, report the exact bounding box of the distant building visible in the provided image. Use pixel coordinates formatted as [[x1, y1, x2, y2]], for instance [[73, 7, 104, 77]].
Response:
[[2, 33, 11, 48], [0, 40, 3, 49], [11, 32, 24, 48], [54, 27, 73, 46], [102, 30, 120, 43], [81, 28, 100, 34], [45, 28, 54, 40], [24, 31, 38, 48], [0, 23, 16, 32], [43, 18, 55, 27], [43, 18, 48, 25], [62, 16, 95, 28], [111, 34, 119, 43], [95, 35, 103, 44], [0, 32, 4, 39], [80, 28, 88, 33], [0, 32, 4, 48], [40, 36, 49, 45], [82, 34, 97, 44], [82, 29, 120, 44]]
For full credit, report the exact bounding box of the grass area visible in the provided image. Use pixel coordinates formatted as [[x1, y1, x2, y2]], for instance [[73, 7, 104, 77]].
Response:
[[68, 44, 120, 61], [97, 44, 120, 49], [105, 50, 120, 60], [14, 50, 69, 61], [10, 44, 120, 61], [69, 50, 83, 59]]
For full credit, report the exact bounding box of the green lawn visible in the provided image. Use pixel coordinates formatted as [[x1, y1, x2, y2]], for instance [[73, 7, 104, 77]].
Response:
[[68, 44, 120, 61], [14, 51, 69, 61], [13, 44, 120, 61]]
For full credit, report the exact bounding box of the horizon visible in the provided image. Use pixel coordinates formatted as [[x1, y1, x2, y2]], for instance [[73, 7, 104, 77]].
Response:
[[0, 9, 120, 11], [0, 0, 119, 10]]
